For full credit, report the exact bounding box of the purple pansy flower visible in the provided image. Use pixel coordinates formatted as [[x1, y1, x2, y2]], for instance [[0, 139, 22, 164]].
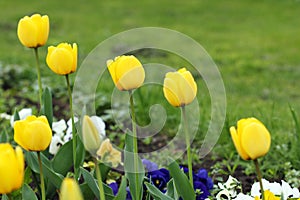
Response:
[[148, 168, 170, 191], [142, 158, 159, 172], [109, 182, 118, 196]]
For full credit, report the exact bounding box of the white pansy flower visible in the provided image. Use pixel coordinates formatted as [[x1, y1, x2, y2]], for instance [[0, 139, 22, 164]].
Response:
[[49, 134, 65, 155], [0, 113, 11, 120], [90, 115, 106, 139], [66, 117, 79, 135], [251, 179, 270, 197], [52, 119, 67, 137], [216, 189, 231, 200], [233, 193, 253, 200], [64, 132, 73, 142], [10, 108, 32, 127], [281, 180, 300, 199]]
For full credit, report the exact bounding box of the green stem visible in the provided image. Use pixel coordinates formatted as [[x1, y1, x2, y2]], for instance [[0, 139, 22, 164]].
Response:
[[6, 194, 13, 200], [129, 90, 140, 199], [254, 159, 265, 200], [34, 48, 43, 110], [94, 158, 106, 200], [65, 74, 78, 179], [37, 152, 46, 200], [181, 106, 194, 190]]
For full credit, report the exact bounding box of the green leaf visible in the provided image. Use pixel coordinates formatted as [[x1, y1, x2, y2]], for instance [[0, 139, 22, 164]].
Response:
[[114, 176, 127, 200], [13, 108, 20, 121], [75, 135, 86, 171], [80, 167, 114, 200], [1, 194, 8, 200], [80, 183, 96, 200], [145, 182, 174, 200], [52, 140, 73, 176], [124, 134, 145, 200], [0, 131, 7, 143], [22, 184, 38, 200], [168, 159, 195, 200], [41, 87, 53, 128], [166, 179, 176, 199]]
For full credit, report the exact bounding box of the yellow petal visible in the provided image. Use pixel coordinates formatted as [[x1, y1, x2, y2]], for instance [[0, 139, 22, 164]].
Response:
[[163, 76, 181, 107], [230, 126, 250, 160], [48, 48, 73, 75], [241, 122, 271, 160], [60, 178, 83, 200], [17, 17, 38, 48]]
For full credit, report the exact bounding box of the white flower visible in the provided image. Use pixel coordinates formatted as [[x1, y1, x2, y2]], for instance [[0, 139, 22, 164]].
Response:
[[0, 113, 11, 120], [251, 179, 300, 199], [10, 108, 32, 127], [64, 132, 73, 142], [66, 117, 79, 135], [52, 119, 67, 137], [216, 189, 231, 200], [90, 115, 106, 139], [49, 134, 65, 155], [233, 193, 253, 200], [218, 176, 241, 198]]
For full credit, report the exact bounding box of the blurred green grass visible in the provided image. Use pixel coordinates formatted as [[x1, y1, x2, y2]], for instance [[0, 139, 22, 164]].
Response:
[[1, 0, 300, 174]]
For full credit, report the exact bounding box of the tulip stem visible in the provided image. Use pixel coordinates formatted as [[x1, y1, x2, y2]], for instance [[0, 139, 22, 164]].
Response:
[[34, 47, 43, 110], [181, 106, 194, 190], [129, 90, 140, 199], [94, 158, 106, 200], [65, 74, 78, 179], [37, 152, 46, 200], [254, 159, 265, 200]]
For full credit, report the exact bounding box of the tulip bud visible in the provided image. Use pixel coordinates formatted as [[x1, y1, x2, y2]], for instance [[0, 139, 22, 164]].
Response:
[[163, 68, 197, 107], [14, 115, 52, 151], [230, 118, 271, 160], [0, 144, 24, 194], [82, 115, 102, 156], [17, 13, 49, 48], [60, 178, 83, 200], [107, 55, 145, 91], [46, 43, 77, 75], [97, 139, 121, 168]]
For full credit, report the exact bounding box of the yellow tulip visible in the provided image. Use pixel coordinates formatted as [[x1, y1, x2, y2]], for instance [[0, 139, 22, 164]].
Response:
[[82, 115, 102, 156], [254, 190, 280, 200], [0, 143, 24, 194], [14, 115, 52, 151], [163, 68, 197, 107], [60, 178, 83, 200], [17, 13, 49, 48], [97, 139, 122, 168], [230, 117, 271, 160], [46, 43, 77, 75], [107, 55, 145, 91]]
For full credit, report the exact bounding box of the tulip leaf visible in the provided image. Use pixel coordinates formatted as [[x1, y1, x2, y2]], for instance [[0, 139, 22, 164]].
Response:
[[166, 179, 177, 199], [145, 182, 174, 200], [80, 167, 114, 200], [1, 195, 8, 200], [114, 176, 127, 200], [75, 135, 86, 171], [52, 139, 73, 175], [13, 108, 20, 121], [80, 183, 97, 200], [124, 133, 145, 200], [22, 184, 38, 200], [41, 87, 53, 128], [168, 159, 195, 200]]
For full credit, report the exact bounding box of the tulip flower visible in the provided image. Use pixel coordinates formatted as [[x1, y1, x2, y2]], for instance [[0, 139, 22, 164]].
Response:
[[107, 55, 145, 91], [97, 139, 122, 168], [60, 178, 83, 200], [163, 68, 197, 107], [82, 115, 102, 156], [17, 13, 49, 48], [14, 115, 52, 151], [46, 43, 77, 75], [230, 117, 271, 160], [0, 143, 24, 194]]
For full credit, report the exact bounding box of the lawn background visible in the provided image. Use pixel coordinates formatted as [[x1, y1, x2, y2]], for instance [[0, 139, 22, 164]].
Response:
[[1, 0, 300, 179]]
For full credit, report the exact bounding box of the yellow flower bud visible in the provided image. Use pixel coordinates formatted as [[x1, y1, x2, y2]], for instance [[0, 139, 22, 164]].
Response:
[[0, 144, 24, 194], [107, 55, 145, 91], [163, 68, 197, 107], [17, 13, 49, 48], [46, 43, 77, 75], [60, 178, 83, 200], [82, 115, 102, 156], [97, 139, 121, 168], [230, 117, 271, 160], [14, 115, 52, 151]]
